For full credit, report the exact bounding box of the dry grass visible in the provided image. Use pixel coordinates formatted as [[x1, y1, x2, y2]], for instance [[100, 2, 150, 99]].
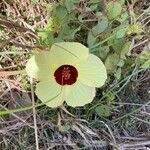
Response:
[[0, 0, 150, 150]]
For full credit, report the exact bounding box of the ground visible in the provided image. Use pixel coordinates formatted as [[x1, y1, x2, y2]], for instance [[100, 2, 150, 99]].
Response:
[[0, 0, 150, 150]]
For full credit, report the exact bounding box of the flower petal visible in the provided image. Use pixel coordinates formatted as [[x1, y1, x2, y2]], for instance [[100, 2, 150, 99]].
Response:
[[77, 54, 107, 87], [50, 42, 89, 65], [25, 52, 54, 81], [35, 80, 65, 108], [65, 81, 96, 107]]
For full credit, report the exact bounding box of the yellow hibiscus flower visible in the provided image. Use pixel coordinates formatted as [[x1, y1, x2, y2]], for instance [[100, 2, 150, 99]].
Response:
[[26, 42, 107, 108]]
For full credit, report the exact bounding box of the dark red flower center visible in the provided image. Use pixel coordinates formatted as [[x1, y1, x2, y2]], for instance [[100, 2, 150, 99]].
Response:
[[54, 65, 78, 85]]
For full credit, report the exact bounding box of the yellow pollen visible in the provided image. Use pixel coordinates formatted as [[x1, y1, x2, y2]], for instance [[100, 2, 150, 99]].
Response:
[[62, 67, 71, 80]]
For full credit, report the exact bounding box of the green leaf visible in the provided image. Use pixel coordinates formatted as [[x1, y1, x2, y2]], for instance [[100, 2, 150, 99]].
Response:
[[96, 12, 103, 17], [107, 1, 122, 20], [105, 91, 115, 102], [38, 30, 54, 45], [45, 129, 53, 140], [46, 3, 54, 15], [91, 121, 103, 128], [95, 105, 110, 117], [90, 4, 98, 11], [117, 12, 128, 23], [45, 17, 59, 31], [116, 27, 127, 39], [99, 46, 109, 61], [108, 37, 125, 53], [119, 0, 125, 5], [59, 123, 71, 133], [66, 26, 81, 40], [124, 58, 135, 68], [117, 59, 125, 67], [92, 18, 108, 36], [135, 51, 150, 68], [120, 41, 132, 59], [60, 25, 81, 40], [31, 0, 38, 4], [141, 60, 150, 69], [115, 68, 122, 79], [127, 22, 143, 35], [85, 7, 92, 12], [87, 31, 97, 47], [88, 0, 102, 4], [64, 0, 74, 13], [55, 5, 68, 20], [105, 53, 120, 73]]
